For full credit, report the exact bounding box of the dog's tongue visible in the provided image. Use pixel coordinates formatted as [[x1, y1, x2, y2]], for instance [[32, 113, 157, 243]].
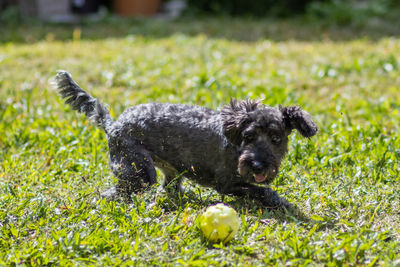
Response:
[[254, 174, 267, 183]]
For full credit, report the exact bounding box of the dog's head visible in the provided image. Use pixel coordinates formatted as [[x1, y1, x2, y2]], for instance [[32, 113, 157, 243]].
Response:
[[221, 99, 318, 184]]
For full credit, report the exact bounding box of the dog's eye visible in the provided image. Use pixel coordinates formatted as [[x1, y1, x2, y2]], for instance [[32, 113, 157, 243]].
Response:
[[243, 131, 255, 142], [271, 135, 281, 144]]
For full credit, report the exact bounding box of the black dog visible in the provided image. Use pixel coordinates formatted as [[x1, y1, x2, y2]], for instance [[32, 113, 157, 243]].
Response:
[[54, 71, 318, 208]]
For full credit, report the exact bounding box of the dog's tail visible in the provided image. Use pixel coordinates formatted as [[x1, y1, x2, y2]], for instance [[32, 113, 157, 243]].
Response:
[[53, 71, 113, 134]]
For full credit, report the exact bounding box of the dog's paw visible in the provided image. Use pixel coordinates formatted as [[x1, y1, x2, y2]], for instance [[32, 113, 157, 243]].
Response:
[[260, 195, 293, 210], [279, 197, 293, 211]]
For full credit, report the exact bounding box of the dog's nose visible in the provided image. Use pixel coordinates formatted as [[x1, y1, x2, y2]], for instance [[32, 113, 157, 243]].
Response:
[[252, 161, 264, 173]]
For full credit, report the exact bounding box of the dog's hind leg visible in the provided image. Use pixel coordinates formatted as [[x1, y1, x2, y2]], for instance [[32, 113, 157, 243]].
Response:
[[103, 145, 157, 201]]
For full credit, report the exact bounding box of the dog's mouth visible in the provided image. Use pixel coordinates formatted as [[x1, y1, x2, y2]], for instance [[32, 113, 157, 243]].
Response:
[[252, 167, 277, 184], [254, 173, 267, 183]]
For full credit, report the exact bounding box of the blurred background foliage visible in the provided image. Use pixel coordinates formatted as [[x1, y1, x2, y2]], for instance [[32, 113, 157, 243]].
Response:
[[184, 0, 313, 17], [184, 0, 400, 22], [1, 0, 400, 26], [306, 0, 400, 26]]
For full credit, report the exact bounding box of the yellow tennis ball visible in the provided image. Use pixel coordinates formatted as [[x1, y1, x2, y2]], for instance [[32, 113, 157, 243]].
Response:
[[199, 203, 240, 244]]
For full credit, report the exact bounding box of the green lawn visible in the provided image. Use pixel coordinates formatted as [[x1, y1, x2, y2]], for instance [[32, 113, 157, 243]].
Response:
[[1, 17, 400, 265]]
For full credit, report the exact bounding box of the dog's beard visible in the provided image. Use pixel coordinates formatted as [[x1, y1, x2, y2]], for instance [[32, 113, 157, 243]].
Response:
[[238, 150, 279, 184]]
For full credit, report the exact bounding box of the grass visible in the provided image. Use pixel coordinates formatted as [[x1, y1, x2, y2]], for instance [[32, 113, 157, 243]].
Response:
[[1, 16, 400, 265]]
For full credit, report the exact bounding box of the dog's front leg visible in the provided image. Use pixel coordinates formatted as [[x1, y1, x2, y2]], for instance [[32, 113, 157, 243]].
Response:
[[220, 183, 292, 210]]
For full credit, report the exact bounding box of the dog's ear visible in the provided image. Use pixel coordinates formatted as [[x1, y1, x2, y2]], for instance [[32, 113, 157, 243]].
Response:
[[221, 98, 259, 145], [280, 105, 318, 138]]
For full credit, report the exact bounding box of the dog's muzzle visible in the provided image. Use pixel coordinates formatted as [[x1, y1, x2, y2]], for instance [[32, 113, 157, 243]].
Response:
[[238, 153, 279, 184]]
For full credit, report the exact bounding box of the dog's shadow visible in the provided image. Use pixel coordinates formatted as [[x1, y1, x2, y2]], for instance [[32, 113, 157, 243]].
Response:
[[225, 197, 310, 224], [145, 181, 310, 224]]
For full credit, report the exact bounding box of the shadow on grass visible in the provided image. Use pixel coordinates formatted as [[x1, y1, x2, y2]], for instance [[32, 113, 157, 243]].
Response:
[[2, 16, 400, 44], [151, 181, 311, 224]]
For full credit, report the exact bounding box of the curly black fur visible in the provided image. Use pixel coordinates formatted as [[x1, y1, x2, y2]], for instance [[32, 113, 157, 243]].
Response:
[[54, 71, 318, 209]]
